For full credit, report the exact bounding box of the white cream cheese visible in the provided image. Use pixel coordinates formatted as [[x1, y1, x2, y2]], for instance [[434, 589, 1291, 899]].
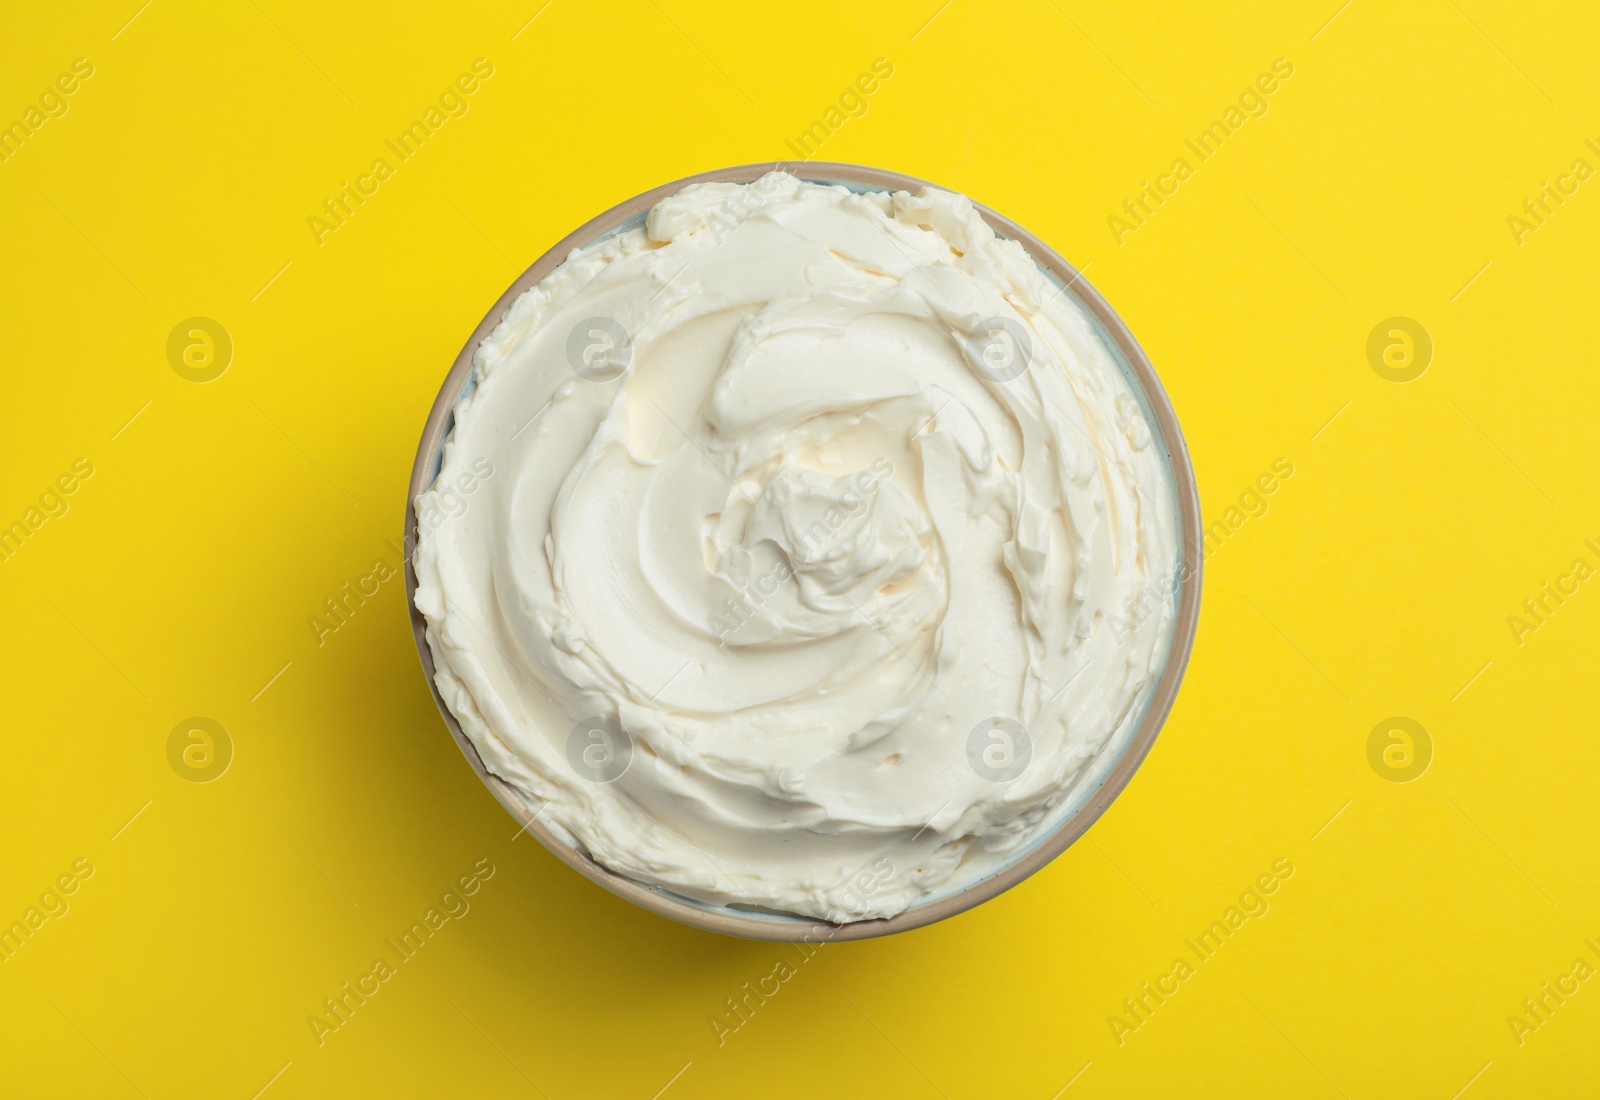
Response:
[[413, 172, 1178, 923]]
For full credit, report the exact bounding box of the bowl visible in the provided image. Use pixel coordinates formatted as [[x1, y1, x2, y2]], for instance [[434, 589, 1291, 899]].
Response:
[[403, 161, 1202, 941]]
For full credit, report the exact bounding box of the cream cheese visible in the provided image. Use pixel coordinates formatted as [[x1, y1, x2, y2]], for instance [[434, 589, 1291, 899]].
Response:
[[412, 172, 1178, 922]]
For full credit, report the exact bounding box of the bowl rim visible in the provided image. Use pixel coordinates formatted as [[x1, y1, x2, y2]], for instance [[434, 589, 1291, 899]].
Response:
[[403, 160, 1203, 942]]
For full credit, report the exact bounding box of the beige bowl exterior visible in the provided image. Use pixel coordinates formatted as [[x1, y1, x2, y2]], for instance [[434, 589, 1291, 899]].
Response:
[[404, 162, 1202, 941]]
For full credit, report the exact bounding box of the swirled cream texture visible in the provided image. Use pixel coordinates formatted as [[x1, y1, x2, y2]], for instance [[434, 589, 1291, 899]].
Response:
[[413, 173, 1179, 923]]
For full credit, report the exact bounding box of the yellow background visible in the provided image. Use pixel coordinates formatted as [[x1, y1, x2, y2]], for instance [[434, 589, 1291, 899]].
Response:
[[3, 1, 1598, 1096]]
